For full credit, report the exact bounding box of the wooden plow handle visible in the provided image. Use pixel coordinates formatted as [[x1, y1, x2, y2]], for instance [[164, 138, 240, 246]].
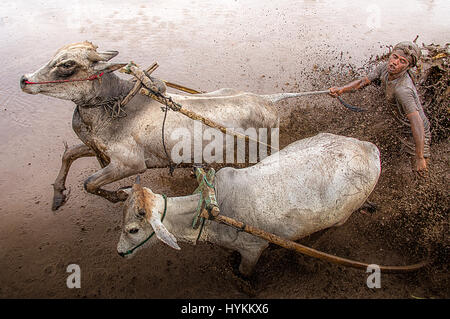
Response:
[[208, 213, 430, 273]]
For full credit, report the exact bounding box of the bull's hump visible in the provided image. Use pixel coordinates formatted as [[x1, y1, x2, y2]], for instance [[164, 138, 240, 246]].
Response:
[[57, 41, 97, 53]]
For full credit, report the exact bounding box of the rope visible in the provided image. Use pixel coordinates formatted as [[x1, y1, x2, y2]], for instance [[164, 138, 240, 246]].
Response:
[[78, 95, 127, 119], [192, 168, 217, 242], [25, 72, 104, 85], [204, 176, 215, 189], [161, 103, 176, 175]]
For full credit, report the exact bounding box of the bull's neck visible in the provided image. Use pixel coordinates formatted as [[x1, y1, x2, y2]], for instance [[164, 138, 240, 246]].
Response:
[[96, 72, 134, 99], [162, 193, 210, 245], [74, 72, 134, 126]]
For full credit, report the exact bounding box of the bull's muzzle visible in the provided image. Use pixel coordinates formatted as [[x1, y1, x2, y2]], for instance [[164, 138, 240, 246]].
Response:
[[20, 75, 27, 90]]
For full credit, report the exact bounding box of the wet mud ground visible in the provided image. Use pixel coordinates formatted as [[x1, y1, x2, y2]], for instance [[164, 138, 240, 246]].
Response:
[[0, 0, 448, 299], [1, 77, 448, 299]]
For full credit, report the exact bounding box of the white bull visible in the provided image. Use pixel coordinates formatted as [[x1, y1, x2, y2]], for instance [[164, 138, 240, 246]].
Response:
[[20, 41, 315, 210], [117, 133, 381, 275]]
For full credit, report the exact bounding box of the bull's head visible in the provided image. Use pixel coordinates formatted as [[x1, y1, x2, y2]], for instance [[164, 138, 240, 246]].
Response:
[[20, 41, 126, 102], [117, 176, 180, 258]]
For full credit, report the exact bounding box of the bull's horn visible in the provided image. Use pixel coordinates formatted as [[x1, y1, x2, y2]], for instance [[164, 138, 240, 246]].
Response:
[[92, 62, 128, 73]]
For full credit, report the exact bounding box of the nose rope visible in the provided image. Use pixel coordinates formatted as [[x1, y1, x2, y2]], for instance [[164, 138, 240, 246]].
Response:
[[24, 72, 104, 85]]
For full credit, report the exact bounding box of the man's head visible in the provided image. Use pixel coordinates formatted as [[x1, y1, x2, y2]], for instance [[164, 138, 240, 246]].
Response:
[[388, 41, 421, 75]]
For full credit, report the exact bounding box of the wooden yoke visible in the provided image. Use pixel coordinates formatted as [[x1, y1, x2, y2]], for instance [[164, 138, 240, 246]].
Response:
[[119, 62, 160, 106]]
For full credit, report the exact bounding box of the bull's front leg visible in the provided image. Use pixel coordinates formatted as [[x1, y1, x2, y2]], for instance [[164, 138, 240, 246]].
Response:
[[52, 143, 96, 211], [83, 160, 147, 203]]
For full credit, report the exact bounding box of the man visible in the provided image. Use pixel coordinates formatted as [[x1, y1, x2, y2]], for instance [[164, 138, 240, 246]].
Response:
[[329, 41, 431, 175]]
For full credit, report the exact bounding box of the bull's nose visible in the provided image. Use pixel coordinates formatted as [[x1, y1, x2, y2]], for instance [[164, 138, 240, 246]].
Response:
[[20, 75, 27, 89], [118, 251, 126, 257]]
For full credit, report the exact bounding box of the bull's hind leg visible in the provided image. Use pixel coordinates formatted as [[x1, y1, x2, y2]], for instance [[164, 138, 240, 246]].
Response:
[[237, 242, 269, 277], [52, 143, 96, 211], [83, 160, 147, 203]]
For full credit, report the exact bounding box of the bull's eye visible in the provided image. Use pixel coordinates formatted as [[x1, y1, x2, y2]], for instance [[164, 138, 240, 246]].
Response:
[[60, 61, 76, 68], [138, 209, 146, 216], [129, 228, 139, 234], [56, 60, 77, 78]]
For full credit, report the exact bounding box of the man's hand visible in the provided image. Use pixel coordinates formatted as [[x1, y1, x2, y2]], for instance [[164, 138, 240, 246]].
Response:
[[406, 111, 428, 177], [329, 78, 370, 98], [329, 87, 345, 97], [415, 156, 428, 177]]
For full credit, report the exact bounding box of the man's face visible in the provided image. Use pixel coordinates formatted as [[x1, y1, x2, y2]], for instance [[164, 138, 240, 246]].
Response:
[[388, 50, 410, 75]]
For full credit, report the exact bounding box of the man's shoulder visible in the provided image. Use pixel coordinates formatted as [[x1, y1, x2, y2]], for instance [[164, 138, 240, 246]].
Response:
[[394, 74, 416, 94], [372, 61, 388, 73], [367, 62, 388, 81]]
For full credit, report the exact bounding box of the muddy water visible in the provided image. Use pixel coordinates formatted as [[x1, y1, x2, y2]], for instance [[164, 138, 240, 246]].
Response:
[[1, 0, 449, 202], [0, 0, 448, 298]]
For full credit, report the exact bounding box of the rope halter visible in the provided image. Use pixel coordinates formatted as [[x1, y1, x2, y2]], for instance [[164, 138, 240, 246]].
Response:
[[24, 72, 104, 85]]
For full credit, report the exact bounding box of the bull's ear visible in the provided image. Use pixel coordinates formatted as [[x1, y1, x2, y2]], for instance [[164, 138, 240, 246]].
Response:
[[97, 50, 119, 61], [88, 50, 119, 62], [93, 61, 127, 73], [149, 212, 180, 250]]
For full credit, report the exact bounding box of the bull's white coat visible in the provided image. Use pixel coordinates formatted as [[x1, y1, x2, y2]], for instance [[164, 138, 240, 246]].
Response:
[[117, 133, 381, 275]]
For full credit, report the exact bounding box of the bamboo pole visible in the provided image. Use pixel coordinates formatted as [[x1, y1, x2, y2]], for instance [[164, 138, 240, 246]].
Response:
[[205, 212, 430, 273], [163, 81, 204, 94], [139, 87, 278, 151]]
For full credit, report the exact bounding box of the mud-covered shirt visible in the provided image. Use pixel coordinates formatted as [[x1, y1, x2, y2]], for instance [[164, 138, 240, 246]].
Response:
[[367, 62, 431, 156]]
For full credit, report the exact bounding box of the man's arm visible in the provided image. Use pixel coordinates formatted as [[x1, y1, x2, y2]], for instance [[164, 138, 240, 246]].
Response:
[[329, 77, 371, 97], [407, 111, 428, 174], [330, 63, 385, 97]]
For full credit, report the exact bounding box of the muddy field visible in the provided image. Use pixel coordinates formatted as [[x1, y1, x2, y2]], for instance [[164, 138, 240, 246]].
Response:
[[0, 0, 448, 299]]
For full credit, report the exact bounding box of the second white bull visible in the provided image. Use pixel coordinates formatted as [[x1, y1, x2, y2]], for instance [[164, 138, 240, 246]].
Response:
[[117, 133, 381, 275]]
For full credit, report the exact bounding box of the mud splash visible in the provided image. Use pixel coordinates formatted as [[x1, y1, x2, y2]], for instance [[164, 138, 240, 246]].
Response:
[[0, 0, 449, 298]]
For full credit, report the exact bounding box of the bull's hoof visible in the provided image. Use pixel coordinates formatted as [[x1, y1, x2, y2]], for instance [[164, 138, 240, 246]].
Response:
[[229, 251, 252, 280], [361, 200, 377, 214], [52, 192, 67, 211]]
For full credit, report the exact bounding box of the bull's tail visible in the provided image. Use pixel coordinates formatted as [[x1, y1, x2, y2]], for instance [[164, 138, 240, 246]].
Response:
[[262, 90, 329, 103]]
